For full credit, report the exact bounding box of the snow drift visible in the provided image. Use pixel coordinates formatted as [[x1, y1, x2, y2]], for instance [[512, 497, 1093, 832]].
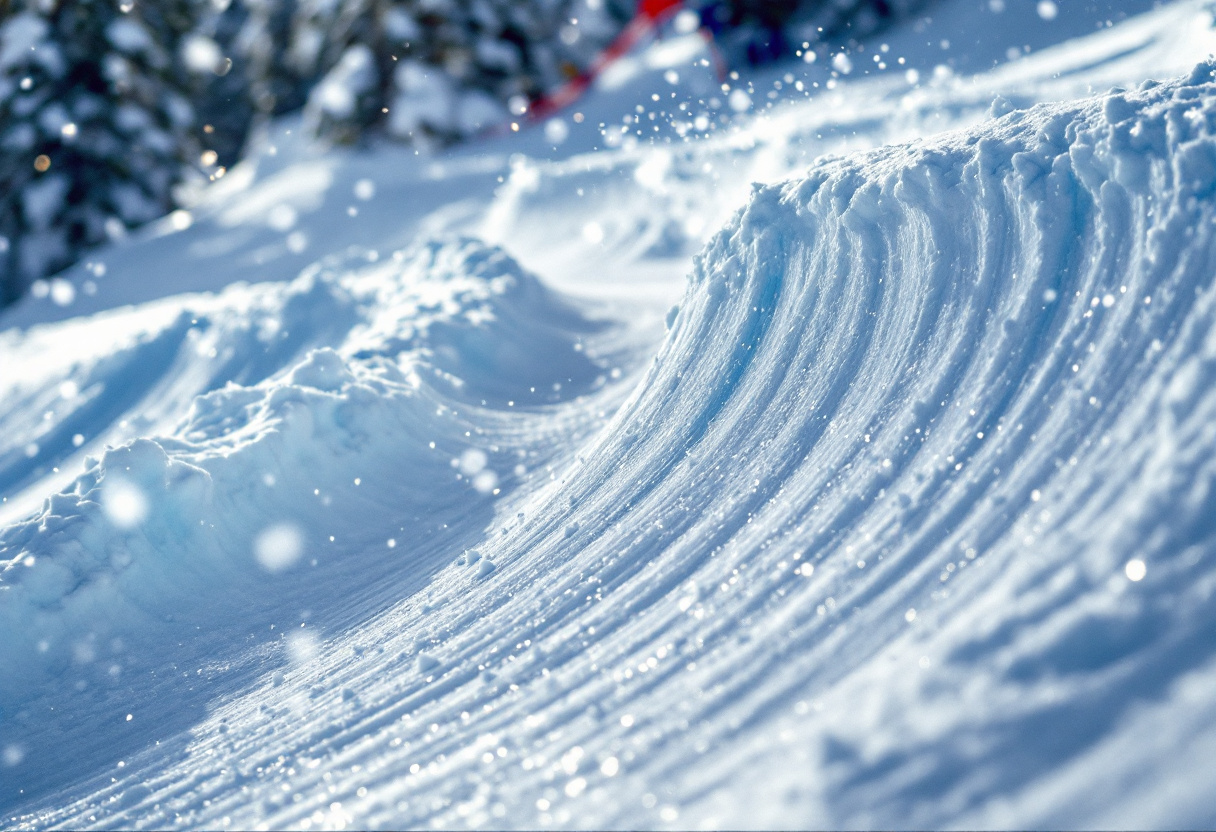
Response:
[[0, 238, 613, 810], [6, 7, 1216, 830]]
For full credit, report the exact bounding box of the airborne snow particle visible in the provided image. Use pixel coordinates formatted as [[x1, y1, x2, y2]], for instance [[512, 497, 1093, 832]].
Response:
[[255, 523, 305, 573], [103, 479, 148, 529], [1125, 559, 1147, 582], [1037, 0, 1058, 20], [50, 279, 76, 306], [473, 470, 499, 494], [267, 204, 298, 231], [2, 745, 24, 767], [728, 88, 752, 112], [544, 118, 569, 145], [169, 210, 193, 231], [459, 448, 488, 476], [287, 631, 320, 665], [182, 34, 224, 74], [582, 222, 605, 244], [354, 178, 376, 200], [673, 10, 699, 34]]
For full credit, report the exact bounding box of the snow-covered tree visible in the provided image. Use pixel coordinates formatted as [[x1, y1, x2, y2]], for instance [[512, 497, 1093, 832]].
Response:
[[700, 0, 933, 66], [236, 0, 306, 119], [0, 0, 931, 307], [179, 0, 258, 167], [296, 0, 633, 146], [289, 0, 925, 146], [0, 0, 202, 305]]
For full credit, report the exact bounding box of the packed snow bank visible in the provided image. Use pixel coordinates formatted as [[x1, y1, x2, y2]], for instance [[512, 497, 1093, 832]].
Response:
[[0, 239, 612, 807]]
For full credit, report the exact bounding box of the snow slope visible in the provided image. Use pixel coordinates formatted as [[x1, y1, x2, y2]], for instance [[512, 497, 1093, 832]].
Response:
[[4, 1, 1216, 828]]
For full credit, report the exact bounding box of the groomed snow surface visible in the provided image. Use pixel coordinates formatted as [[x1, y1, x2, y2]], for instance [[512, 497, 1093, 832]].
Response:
[[4, 1, 1216, 828]]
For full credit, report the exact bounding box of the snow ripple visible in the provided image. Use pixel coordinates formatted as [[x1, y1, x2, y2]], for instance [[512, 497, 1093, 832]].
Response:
[[360, 65, 1216, 827], [540, 63, 1216, 825], [12, 62, 1216, 832]]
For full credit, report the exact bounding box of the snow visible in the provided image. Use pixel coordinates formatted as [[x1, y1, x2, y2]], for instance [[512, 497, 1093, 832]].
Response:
[[308, 45, 378, 120], [180, 34, 226, 76], [105, 19, 154, 57], [4, 0, 1216, 828], [0, 15, 57, 75]]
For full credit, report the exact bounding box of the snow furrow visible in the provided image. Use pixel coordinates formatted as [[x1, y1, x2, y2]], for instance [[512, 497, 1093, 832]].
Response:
[[6, 3, 1216, 829]]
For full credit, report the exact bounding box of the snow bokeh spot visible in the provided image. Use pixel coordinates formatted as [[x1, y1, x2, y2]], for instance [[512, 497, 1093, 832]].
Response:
[[102, 480, 148, 529], [1, 745, 24, 768], [254, 523, 305, 573], [1125, 559, 1147, 582]]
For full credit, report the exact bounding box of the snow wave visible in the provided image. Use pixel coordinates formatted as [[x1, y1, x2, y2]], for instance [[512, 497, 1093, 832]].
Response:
[[549, 63, 1216, 824], [12, 56, 1216, 832], [352, 64, 1216, 827]]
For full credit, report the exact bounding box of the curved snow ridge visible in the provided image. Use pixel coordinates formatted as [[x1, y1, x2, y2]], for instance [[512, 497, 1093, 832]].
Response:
[[402, 64, 1216, 827], [0, 239, 608, 772], [17, 60, 1216, 832], [553, 64, 1216, 823]]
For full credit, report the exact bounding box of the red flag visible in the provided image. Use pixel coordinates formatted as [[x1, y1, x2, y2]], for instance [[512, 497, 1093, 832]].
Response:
[[637, 0, 685, 21]]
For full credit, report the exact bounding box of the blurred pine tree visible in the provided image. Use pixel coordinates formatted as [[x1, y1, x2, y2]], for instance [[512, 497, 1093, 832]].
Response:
[[0, 0, 203, 305], [0, 0, 929, 306]]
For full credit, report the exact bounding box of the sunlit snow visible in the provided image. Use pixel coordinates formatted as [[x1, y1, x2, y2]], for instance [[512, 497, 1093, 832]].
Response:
[[4, 1, 1216, 829]]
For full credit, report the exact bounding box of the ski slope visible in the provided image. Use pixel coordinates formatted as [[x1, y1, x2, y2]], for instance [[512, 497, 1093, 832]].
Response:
[[4, 0, 1216, 828]]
